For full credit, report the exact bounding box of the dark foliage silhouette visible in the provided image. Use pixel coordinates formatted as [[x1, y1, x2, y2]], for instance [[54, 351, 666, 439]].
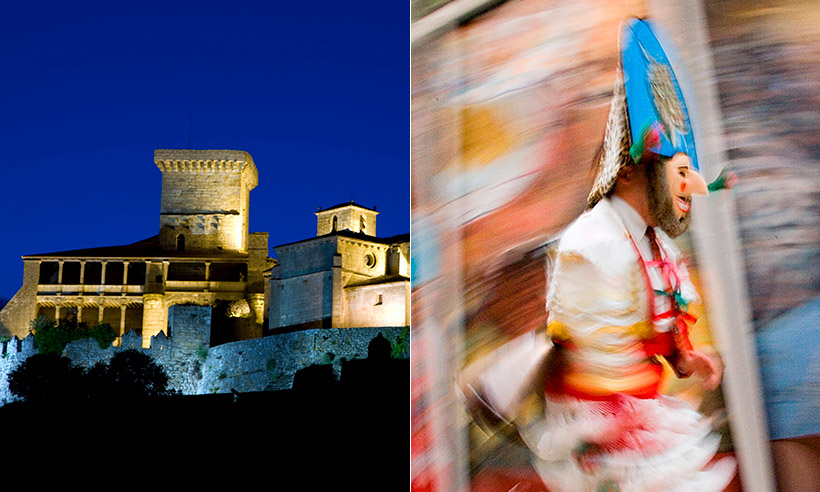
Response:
[[86, 349, 171, 400], [8, 353, 85, 402], [9, 349, 171, 403]]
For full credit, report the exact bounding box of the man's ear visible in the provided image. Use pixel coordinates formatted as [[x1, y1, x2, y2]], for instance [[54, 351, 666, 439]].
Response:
[[617, 164, 636, 185]]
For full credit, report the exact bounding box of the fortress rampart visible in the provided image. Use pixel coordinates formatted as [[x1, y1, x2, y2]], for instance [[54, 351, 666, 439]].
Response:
[[0, 305, 408, 405]]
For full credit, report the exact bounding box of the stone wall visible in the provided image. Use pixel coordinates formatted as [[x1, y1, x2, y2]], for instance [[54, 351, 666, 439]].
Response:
[[271, 238, 337, 329], [275, 237, 338, 277], [0, 336, 38, 405], [388, 242, 410, 277], [338, 237, 389, 279], [0, 303, 409, 406], [275, 271, 332, 329], [0, 261, 40, 338], [199, 325, 409, 394], [346, 281, 409, 328]]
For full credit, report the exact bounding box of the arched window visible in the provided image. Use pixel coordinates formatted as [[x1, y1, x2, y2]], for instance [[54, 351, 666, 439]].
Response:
[[176, 234, 186, 252], [331, 216, 338, 232]]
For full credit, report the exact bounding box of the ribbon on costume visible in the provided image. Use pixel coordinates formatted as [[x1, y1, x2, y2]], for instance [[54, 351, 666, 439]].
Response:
[[646, 257, 682, 295], [629, 233, 697, 355]]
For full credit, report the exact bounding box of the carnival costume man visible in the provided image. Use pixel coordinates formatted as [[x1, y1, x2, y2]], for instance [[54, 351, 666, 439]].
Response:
[[522, 18, 737, 492]]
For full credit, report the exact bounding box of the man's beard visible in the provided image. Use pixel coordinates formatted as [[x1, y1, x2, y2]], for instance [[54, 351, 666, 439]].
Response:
[[646, 159, 690, 238]]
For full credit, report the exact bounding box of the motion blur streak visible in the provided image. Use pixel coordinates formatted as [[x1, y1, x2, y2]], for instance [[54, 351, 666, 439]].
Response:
[[412, 1, 820, 491]]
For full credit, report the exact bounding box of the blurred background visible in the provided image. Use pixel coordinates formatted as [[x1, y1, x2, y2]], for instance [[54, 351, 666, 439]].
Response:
[[411, 1, 820, 491]]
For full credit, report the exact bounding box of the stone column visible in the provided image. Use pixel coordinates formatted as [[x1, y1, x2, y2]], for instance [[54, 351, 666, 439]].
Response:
[[247, 293, 265, 325], [405, 281, 411, 327], [331, 253, 345, 328], [122, 260, 129, 289], [119, 305, 127, 341], [57, 261, 64, 296], [141, 293, 167, 349], [268, 266, 281, 330], [106, 305, 120, 346]]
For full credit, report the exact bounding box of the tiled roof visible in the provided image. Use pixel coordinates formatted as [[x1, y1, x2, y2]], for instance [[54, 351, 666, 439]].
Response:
[[23, 235, 248, 260], [274, 229, 408, 249], [316, 201, 377, 213], [344, 274, 409, 287]]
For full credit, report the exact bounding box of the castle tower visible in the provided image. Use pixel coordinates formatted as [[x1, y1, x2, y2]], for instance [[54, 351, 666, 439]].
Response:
[[315, 202, 378, 237], [155, 149, 259, 253]]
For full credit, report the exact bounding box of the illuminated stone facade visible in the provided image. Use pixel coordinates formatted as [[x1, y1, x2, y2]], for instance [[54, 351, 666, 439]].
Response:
[[269, 202, 410, 331], [0, 149, 274, 347], [156, 149, 258, 253], [0, 150, 410, 406], [316, 203, 378, 236]]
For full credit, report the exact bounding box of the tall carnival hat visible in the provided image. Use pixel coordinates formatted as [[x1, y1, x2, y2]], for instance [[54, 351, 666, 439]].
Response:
[[587, 18, 732, 208]]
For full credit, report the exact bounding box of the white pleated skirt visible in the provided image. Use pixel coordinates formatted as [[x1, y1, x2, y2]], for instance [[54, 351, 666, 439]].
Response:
[[519, 393, 737, 492]]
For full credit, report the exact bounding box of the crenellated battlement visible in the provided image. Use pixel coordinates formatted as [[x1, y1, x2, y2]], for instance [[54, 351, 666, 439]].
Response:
[[154, 149, 258, 190]]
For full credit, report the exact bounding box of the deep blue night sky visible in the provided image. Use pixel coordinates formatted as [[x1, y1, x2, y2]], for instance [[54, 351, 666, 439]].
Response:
[[0, 1, 409, 302]]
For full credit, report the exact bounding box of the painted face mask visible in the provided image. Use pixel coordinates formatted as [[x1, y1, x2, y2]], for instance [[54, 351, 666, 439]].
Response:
[[665, 152, 707, 220], [645, 152, 706, 238]]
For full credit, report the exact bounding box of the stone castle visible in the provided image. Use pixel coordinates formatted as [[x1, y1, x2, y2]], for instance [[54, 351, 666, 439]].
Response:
[[0, 149, 409, 402]]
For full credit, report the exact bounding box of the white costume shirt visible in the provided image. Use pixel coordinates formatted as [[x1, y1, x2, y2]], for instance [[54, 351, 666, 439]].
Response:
[[609, 195, 676, 333]]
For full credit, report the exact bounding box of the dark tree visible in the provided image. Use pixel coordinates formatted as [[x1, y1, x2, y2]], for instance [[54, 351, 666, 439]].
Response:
[[10, 349, 171, 403], [368, 332, 391, 360], [8, 353, 85, 402], [87, 349, 170, 401]]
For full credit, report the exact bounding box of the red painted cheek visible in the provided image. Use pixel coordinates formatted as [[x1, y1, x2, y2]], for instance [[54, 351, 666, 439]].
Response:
[[680, 181, 687, 193]]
